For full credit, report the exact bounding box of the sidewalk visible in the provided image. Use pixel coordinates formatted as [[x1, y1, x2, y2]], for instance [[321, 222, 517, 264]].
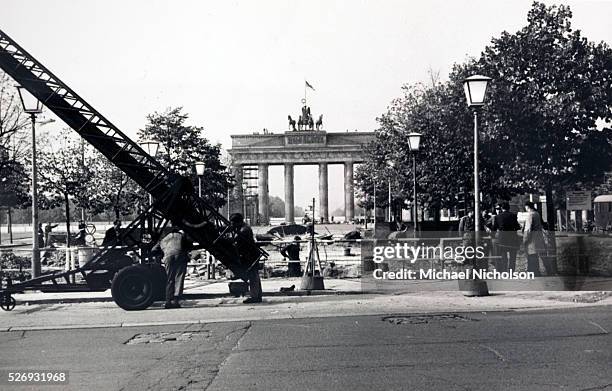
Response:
[[1, 276, 611, 332], [9, 277, 364, 305]]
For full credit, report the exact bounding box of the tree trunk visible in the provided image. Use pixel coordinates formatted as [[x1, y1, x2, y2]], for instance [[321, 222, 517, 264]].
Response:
[[545, 186, 556, 231]]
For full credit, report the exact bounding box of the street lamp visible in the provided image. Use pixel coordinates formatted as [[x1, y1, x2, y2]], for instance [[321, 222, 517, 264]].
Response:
[[195, 161, 205, 198], [139, 140, 159, 206], [373, 175, 377, 231], [462, 74, 492, 296], [408, 132, 422, 236], [139, 140, 159, 158], [17, 86, 43, 278], [462, 75, 492, 236]]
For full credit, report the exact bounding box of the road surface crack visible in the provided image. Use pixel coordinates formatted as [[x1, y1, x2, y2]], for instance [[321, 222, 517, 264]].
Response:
[[202, 321, 252, 390], [581, 383, 612, 391], [586, 320, 609, 334], [480, 344, 507, 362]]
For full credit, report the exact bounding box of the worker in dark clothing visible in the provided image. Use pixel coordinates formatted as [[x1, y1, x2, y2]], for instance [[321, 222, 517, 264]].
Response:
[[73, 221, 87, 246], [492, 202, 522, 272], [229, 213, 262, 304], [280, 236, 302, 277], [44, 223, 58, 247], [157, 228, 192, 309], [37, 223, 45, 248], [102, 219, 122, 246]]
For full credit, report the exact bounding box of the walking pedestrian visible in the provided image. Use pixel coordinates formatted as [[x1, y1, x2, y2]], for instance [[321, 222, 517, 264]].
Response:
[[492, 202, 521, 272], [458, 209, 477, 248], [522, 202, 547, 276]]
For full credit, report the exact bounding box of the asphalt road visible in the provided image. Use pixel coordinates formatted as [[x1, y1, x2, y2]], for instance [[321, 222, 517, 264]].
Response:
[[1, 307, 611, 391]]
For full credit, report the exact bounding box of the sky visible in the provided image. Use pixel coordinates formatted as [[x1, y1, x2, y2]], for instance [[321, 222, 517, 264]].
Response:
[[2, 0, 611, 213]]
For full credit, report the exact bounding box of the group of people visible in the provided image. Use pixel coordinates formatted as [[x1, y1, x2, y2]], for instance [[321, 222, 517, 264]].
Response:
[[36, 222, 58, 248], [459, 201, 556, 276], [37, 221, 90, 248], [152, 212, 263, 309]]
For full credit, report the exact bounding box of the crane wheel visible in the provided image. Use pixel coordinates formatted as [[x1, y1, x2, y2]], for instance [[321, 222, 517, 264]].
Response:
[[0, 294, 16, 311], [111, 265, 155, 311]]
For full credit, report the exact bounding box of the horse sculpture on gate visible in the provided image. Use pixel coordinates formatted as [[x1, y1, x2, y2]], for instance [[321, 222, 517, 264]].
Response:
[[288, 115, 297, 131], [315, 114, 323, 131]]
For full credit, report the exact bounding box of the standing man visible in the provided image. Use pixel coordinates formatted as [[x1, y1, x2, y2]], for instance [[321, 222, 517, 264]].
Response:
[[102, 219, 122, 246], [522, 202, 547, 276], [280, 236, 301, 277], [458, 208, 476, 248], [229, 213, 263, 304], [37, 223, 45, 248], [73, 221, 87, 247], [44, 222, 58, 247], [158, 227, 192, 309], [492, 202, 521, 272]]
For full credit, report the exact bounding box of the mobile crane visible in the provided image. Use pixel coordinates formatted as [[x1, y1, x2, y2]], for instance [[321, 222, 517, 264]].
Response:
[[0, 29, 266, 311]]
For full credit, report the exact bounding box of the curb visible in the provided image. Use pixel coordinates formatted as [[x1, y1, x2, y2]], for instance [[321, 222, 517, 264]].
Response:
[[5, 306, 610, 332], [15, 290, 370, 305]]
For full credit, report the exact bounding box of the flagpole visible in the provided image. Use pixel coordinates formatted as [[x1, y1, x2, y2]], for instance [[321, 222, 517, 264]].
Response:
[[304, 79, 307, 105]]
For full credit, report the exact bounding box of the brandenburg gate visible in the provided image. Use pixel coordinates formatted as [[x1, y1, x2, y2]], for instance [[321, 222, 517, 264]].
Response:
[[228, 129, 375, 224]]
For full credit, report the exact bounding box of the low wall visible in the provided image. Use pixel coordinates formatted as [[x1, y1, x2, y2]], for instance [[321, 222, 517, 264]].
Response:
[[554, 234, 612, 276]]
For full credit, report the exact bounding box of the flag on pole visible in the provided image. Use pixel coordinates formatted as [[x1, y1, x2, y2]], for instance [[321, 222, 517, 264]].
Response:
[[305, 80, 315, 91]]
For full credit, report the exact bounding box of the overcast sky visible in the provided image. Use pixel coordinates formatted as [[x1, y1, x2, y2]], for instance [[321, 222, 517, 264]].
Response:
[[2, 0, 611, 213]]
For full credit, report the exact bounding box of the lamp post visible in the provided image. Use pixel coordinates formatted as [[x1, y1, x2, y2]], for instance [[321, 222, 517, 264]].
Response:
[[387, 162, 394, 223], [195, 162, 205, 198], [462, 75, 492, 239], [17, 86, 43, 278], [407, 132, 422, 236], [139, 140, 159, 206], [462, 74, 492, 296], [373, 177, 377, 231]]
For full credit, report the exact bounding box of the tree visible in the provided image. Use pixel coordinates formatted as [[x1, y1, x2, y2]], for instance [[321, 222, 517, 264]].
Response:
[[476, 1, 612, 229], [138, 107, 232, 209], [357, 2, 612, 229], [86, 151, 146, 219], [268, 196, 285, 218], [0, 71, 30, 208], [356, 77, 513, 222], [36, 129, 95, 245]]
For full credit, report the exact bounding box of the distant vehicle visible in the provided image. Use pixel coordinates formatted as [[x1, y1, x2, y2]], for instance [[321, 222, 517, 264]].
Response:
[[255, 223, 333, 242], [594, 195, 612, 231]]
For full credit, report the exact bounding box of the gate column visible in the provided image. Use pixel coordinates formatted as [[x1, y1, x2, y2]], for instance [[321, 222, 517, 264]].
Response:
[[284, 163, 295, 223], [319, 163, 329, 223], [257, 163, 269, 225], [344, 162, 354, 222]]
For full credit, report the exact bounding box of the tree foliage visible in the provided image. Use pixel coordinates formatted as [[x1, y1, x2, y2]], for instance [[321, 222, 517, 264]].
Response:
[[84, 150, 146, 219], [0, 71, 30, 207], [478, 2, 612, 195], [357, 1, 612, 223], [36, 129, 93, 213], [138, 107, 232, 209]]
